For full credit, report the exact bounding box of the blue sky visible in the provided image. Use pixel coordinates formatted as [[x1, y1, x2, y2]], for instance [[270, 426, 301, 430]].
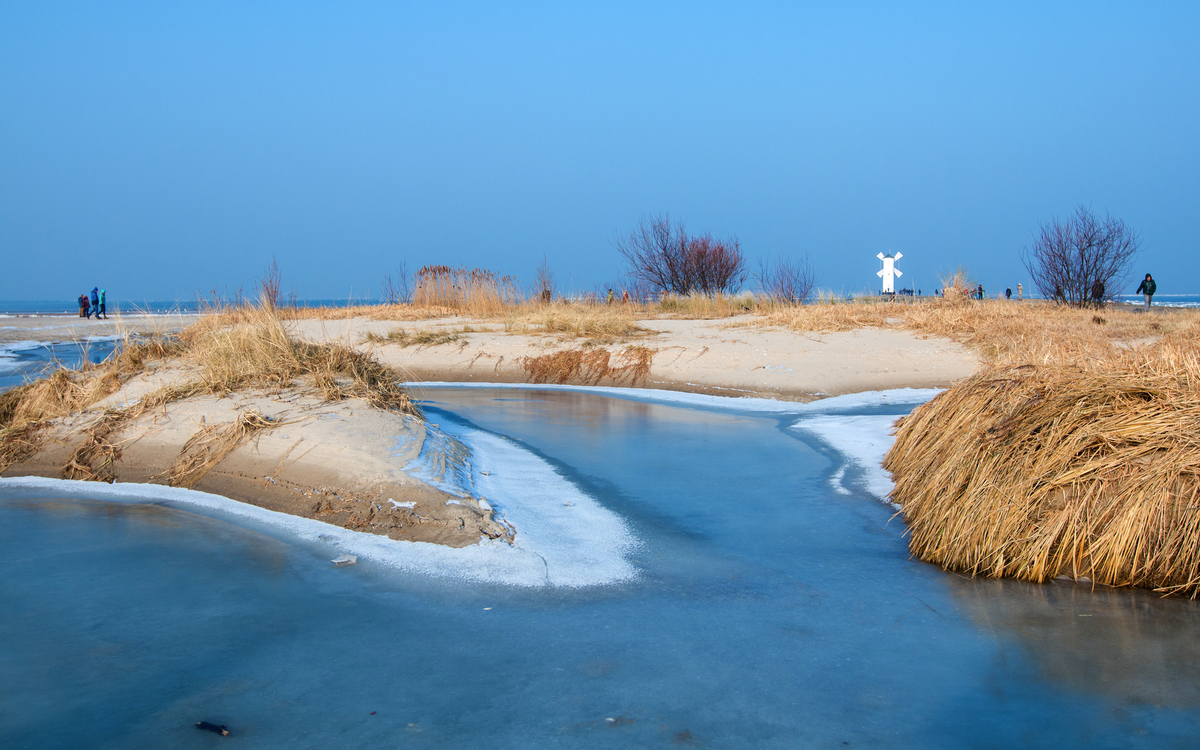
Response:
[[2, 1, 1197, 301]]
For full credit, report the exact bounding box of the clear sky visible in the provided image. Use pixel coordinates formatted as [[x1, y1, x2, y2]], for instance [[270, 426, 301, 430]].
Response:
[[2, 1, 1197, 301]]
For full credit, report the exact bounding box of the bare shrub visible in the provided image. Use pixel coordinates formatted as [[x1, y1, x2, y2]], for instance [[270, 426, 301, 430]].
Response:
[[1021, 206, 1140, 307], [382, 261, 412, 305], [258, 256, 282, 309], [755, 256, 816, 304], [534, 254, 555, 304], [616, 214, 746, 296]]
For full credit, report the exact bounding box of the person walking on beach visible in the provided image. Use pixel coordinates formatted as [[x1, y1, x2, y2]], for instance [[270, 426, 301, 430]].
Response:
[[98, 289, 108, 319], [1136, 273, 1157, 311], [89, 288, 100, 319], [1017, 283, 1022, 300], [77, 293, 88, 318], [1005, 287, 1012, 300]]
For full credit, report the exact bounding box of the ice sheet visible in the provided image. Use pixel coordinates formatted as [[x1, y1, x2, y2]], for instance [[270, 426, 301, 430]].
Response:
[[410, 381, 939, 414]]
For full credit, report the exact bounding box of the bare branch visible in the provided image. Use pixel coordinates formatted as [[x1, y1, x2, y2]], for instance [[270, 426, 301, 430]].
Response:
[[1020, 206, 1140, 307]]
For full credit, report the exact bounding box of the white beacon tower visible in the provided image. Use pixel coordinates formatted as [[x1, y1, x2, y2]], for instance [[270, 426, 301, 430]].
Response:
[[877, 252, 903, 294]]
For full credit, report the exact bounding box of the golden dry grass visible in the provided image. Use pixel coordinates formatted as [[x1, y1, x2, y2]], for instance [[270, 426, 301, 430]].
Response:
[[504, 305, 652, 344], [886, 325, 1200, 596], [2, 303, 419, 477], [752, 297, 1196, 366], [363, 328, 462, 348], [179, 304, 418, 412], [156, 409, 275, 488], [521, 346, 656, 386]]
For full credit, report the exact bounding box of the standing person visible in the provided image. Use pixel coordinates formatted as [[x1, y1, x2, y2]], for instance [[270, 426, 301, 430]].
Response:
[[1005, 287, 1012, 300], [1017, 283, 1022, 300], [606, 288, 614, 304], [89, 288, 100, 318], [99, 289, 108, 319], [976, 284, 984, 300], [77, 293, 88, 318], [1136, 273, 1157, 311]]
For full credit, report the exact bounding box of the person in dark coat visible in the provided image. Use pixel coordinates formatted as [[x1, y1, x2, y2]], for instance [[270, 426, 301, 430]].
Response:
[[1136, 274, 1156, 311], [78, 294, 88, 318], [1091, 279, 1105, 307]]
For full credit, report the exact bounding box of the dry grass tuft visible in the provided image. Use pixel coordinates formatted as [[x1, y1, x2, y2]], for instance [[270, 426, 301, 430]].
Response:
[[505, 306, 652, 344], [0, 420, 50, 472], [657, 292, 756, 319], [157, 409, 275, 488], [522, 346, 656, 386], [886, 330, 1200, 596], [363, 328, 462, 348], [180, 304, 418, 414]]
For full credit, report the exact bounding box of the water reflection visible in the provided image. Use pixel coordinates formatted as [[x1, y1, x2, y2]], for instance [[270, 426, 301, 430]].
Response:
[[949, 574, 1200, 707]]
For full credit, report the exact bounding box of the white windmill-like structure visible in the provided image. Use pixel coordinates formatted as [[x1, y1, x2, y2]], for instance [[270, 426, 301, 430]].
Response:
[[877, 252, 903, 294]]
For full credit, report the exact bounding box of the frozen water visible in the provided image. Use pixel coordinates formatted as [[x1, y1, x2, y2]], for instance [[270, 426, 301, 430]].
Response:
[[0, 338, 120, 390], [3, 386, 1200, 749]]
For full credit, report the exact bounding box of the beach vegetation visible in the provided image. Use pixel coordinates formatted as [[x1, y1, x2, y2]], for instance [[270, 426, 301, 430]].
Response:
[[521, 346, 656, 386], [886, 326, 1200, 596], [616, 213, 747, 296], [755, 255, 817, 304], [1021, 205, 1140, 307]]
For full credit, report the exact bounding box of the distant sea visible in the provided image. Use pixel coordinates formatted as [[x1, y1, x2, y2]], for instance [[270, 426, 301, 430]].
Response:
[[0, 298, 380, 316]]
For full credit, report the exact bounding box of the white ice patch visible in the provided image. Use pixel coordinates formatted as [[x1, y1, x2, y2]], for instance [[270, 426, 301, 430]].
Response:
[[792, 415, 902, 505], [463, 426, 637, 587]]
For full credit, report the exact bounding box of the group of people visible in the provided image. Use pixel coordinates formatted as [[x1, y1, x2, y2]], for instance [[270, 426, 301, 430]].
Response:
[[77, 287, 108, 319], [974, 275, 1158, 310]]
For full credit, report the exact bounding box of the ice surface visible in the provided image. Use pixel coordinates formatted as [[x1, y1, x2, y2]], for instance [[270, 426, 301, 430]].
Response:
[[791, 414, 902, 504], [410, 380, 939, 414], [0, 417, 637, 588]]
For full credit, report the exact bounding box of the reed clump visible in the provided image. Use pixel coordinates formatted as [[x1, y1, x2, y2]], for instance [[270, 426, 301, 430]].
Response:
[[410, 265, 521, 316], [885, 329, 1200, 596]]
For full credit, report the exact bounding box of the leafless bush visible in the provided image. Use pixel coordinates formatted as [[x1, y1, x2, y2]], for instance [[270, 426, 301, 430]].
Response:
[[1021, 206, 1140, 307], [616, 214, 746, 296], [755, 256, 816, 303], [534, 254, 555, 304], [258, 256, 282, 309], [382, 262, 412, 305]]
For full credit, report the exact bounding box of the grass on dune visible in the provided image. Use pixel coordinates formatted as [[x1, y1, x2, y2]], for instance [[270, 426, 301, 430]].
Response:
[[1, 303, 419, 476], [886, 325, 1200, 596]]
